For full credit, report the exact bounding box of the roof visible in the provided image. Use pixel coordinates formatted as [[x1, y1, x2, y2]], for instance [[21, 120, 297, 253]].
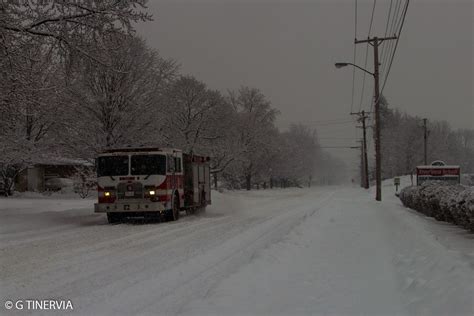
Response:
[[417, 165, 460, 169], [100, 147, 182, 154], [34, 157, 93, 167]]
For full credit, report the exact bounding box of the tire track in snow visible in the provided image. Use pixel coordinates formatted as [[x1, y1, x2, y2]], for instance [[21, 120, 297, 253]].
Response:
[[1, 214, 229, 281], [2, 214, 252, 296], [85, 191, 337, 315], [1, 188, 337, 315]]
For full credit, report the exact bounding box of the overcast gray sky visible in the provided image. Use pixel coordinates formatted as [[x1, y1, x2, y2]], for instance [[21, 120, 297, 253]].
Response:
[[136, 0, 473, 171]]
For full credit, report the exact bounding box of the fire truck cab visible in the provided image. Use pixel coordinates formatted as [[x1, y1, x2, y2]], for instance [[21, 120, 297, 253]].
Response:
[[94, 147, 211, 223]]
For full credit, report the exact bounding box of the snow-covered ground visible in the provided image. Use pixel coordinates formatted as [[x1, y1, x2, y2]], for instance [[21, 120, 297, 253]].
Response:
[[1, 182, 473, 315]]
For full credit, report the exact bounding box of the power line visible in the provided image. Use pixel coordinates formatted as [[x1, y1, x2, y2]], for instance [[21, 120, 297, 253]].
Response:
[[318, 131, 362, 137], [300, 120, 355, 127], [380, 0, 410, 95], [350, 0, 358, 113], [302, 118, 355, 123], [380, 0, 395, 77], [381, 0, 403, 78], [318, 137, 360, 140], [394, 2, 406, 32], [368, 0, 377, 38], [380, 0, 398, 76], [281, 119, 357, 129], [358, 43, 370, 113], [280, 118, 354, 124], [383, 0, 394, 38], [319, 146, 361, 149], [358, 0, 377, 113]]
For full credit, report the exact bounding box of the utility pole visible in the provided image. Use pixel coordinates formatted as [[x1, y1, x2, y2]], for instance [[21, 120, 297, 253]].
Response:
[[423, 118, 428, 165], [350, 143, 363, 186], [355, 111, 370, 189], [357, 139, 364, 188], [355, 35, 397, 201]]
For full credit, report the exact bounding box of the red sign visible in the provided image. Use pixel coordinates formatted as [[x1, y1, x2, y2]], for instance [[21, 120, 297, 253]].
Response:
[[416, 165, 460, 185], [416, 168, 460, 176]]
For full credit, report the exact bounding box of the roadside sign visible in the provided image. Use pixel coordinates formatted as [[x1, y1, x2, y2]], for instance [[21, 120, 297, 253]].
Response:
[[394, 177, 400, 193], [416, 161, 460, 185]]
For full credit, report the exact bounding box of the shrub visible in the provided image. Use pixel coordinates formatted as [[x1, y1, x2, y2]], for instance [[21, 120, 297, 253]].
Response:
[[399, 182, 474, 232]]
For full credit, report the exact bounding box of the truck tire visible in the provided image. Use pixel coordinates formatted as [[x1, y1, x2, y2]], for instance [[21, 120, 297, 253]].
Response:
[[107, 212, 122, 224]]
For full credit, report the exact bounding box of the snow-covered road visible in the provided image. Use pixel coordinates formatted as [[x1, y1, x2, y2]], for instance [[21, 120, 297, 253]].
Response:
[[1, 184, 473, 315]]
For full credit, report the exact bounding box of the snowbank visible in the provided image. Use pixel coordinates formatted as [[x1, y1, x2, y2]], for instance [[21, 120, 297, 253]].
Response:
[[9, 188, 97, 199], [461, 173, 474, 186], [399, 182, 474, 232]]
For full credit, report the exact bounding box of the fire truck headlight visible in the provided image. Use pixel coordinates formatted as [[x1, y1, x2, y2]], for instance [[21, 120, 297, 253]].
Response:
[[104, 191, 111, 197], [149, 190, 156, 196]]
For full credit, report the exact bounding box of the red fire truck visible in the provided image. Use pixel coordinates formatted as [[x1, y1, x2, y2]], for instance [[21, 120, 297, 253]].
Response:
[[94, 147, 211, 223]]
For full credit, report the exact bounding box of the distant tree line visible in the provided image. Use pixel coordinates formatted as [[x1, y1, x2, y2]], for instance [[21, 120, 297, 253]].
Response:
[[376, 97, 474, 180], [0, 0, 346, 194]]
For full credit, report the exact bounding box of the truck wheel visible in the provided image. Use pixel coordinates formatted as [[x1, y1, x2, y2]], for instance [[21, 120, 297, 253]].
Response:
[[107, 212, 122, 224]]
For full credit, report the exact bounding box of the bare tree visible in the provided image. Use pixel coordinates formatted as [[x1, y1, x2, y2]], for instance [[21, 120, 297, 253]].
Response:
[[379, 98, 474, 178], [0, 35, 65, 194], [228, 87, 279, 190], [0, 0, 156, 188], [61, 34, 177, 158], [1, 0, 152, 67], [278, 124, 321, 187], [160, 76, 228, 153]]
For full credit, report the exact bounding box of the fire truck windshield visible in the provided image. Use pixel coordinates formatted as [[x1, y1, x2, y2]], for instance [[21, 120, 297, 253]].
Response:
[[97, 156, 129, 177], [131, 154, 166, 176]]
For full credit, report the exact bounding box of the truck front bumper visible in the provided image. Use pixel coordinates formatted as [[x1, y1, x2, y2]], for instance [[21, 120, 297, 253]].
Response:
[[94, 200, 167, 213]]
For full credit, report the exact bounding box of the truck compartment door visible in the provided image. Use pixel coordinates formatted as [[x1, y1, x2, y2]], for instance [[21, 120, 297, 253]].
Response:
[[204, 165, 211, 203]]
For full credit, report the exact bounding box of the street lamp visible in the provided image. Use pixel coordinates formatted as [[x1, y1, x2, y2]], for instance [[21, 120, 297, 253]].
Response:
[[335, 62, 374, 76], [335, 61, 382, 201]]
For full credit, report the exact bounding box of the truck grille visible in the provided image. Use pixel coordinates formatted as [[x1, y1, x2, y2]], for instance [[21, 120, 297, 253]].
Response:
[[117, 182, 144, 199]]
